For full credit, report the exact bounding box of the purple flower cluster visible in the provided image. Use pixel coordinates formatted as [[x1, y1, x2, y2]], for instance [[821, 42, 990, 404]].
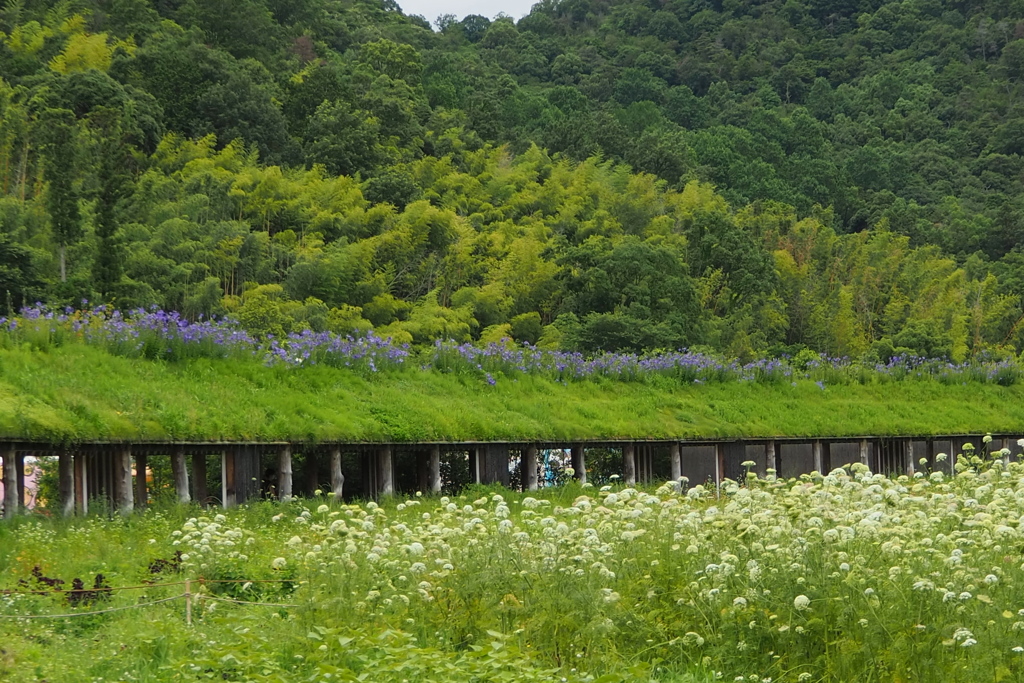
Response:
[[0, 305, 408, 372], [0, 306, 1020, 386]]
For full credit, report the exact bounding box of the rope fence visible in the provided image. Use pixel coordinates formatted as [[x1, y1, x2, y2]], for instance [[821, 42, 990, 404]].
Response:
[[0, 578, 301, 624]]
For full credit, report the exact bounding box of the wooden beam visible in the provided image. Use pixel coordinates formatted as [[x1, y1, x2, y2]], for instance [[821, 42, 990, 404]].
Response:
[[428, 445, 441, 494], [524, 446, 538, 491], [277, 446, 293, 501], [859, 439, 870, 467], [192, 453, 207, 507], [172, 447, 190, 504], [906, 440, 915, 476], [765, 441, 776, 473], [329, 446, 344, 499], [2, 445, 17, 518], [623, 443, 636, 485], [714, 443, 724, 491], [812, 440, 823, 473], [58, 451, 74, 517]]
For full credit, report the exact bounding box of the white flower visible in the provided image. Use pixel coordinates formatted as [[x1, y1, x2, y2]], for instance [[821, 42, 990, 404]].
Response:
[[317, 505, 329, 514], [271, 557, 287, 570], [793, 595, 811, 611]]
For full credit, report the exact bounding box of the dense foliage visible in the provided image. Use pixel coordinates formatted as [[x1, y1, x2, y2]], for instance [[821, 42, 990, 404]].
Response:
[[2, 0, 1024, 362], [6, 449, 1024, 681]]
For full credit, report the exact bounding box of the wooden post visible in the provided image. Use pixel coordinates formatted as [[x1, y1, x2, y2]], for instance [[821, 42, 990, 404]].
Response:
[[524, 445, 538, 491], [379, 447, 394, 496], [670, 442, 682, 481], [571, 445, 586, 484], [906, 440, 915, 476], [222, 449, 236, 508], [1002, 438, 1011, 466], [59, 451, 74, 517], [859, 439, 870, 468], [714, 443, 724, 492], [192, 454, 208, 507], [113, 446, 134, 516], [172, 447, 190, 504], [329, 446, 344, 499], [277, 446, 293, 501], [428, 445, 441, 494], [812, 440, 823, 473], [134, 452, 148, 509], [417, 451, 429, 493], [765, 441, 776, 473], [623, 443, 636, 485], [74, 451, 88, 515], [469, 448, 481, 485], [2, 445, 17, 518], [15, 453, 25, 510], [305, 451, 319, 494]]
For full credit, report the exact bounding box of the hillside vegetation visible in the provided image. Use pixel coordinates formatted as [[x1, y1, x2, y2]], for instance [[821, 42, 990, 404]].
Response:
[[0, 0, 1023, 364]]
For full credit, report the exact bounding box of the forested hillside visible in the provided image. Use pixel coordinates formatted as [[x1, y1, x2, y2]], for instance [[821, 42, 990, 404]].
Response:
[[1, 0, 1023, 361]]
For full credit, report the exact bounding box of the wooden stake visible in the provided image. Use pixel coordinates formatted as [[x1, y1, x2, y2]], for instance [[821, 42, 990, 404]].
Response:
[[524, 446, 538, 491], [571, 446, 587, 484], [185, 579, 192, 627], [74, 451, 88, 515], [765, 441, 776, 473]]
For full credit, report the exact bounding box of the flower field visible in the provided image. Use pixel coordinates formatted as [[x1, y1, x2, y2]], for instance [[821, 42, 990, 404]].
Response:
[[4, 450, 1024, 681]]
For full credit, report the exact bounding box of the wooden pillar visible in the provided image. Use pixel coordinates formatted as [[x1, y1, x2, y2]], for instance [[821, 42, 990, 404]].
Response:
[[14, 453, 25, 510], [524, 445, 538, 491], [714, 443, 724, 491], [305, 452, 319, 494], [812, 440, 823, 473], [417, 451, 429, 493], [670, 442, 682, 481], [1002, 438, 1011, 466], [571, 445, 586, 484], [2, 445, 17, 518], [765, 441, 776, 473], [134, 452, 148, 509], [469, 448, 481, 485], [379, 447, 394, 496], [222, 449, 236, 508], [192, 454, 208, 507], [59, 451, 74, 517], [906, 440, 915, 476], [277, 446, 293, 501], [74, 451, 88, 515], [329, 446, 344, 499], [428, 445, 441, 494], [172, 447, 190, 504], [623, 443, 636, 485], [859, 439, 870, 468], [113, 446, 134, 516]]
